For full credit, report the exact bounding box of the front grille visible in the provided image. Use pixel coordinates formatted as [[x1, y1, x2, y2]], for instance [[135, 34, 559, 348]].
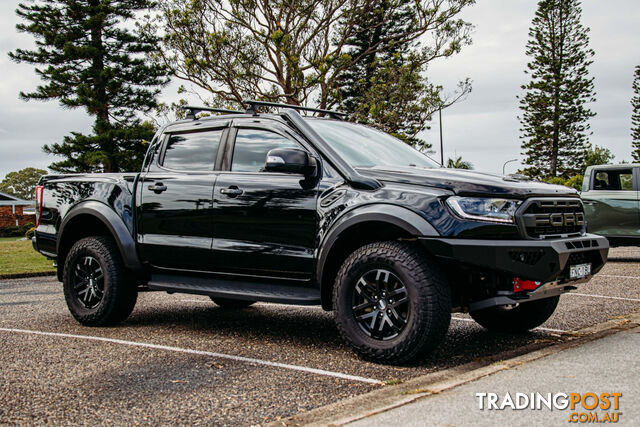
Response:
[[519, 198, 585, 239]]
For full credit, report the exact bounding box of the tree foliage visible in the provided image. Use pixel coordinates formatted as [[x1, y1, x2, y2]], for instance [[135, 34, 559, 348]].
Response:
[[0, 167, 47, 200], [538, 145, 613, 191], [446, 155, 473, 170], [329, 0, 472, 150], [150, 0, 473, 123], [632, 65, 640, 161], [10, 0, 169, 172], [584, 145, 614, 168], [518, 0, 596, 179], [542, 174, 583, 191]]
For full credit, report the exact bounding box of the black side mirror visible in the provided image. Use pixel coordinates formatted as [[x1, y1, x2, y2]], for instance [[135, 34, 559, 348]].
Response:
[[265, 148, 317, 177]]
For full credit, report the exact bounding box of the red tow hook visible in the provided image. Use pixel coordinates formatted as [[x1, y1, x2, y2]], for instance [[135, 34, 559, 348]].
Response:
[[513, 277, 541, 292]]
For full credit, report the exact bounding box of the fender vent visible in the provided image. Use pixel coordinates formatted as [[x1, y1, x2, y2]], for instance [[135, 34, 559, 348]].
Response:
[[320, 189, 346, 208]]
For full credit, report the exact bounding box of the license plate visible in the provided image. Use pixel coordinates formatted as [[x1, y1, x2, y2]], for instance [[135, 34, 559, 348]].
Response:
[[570, 263, 592, 279]]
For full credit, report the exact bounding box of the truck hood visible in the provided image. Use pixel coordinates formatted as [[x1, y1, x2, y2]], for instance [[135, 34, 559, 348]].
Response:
[[356, 166, 578, 198]]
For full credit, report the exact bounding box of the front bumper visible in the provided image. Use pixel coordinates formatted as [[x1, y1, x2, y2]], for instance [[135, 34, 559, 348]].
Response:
[[419, 234, 609, 284]]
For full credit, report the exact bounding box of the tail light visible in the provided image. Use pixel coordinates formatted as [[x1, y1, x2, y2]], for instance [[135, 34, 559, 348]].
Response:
[[35, 185, 44, 227], [513, 277, 540, 292]]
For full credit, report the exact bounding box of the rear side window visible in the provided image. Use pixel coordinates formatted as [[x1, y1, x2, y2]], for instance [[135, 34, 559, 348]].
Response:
[[593, 169, 633, 191], [162, 129, 223, 171], [231, 129, 299, 172]]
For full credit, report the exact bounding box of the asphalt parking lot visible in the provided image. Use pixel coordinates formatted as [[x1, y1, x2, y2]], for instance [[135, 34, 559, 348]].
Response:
[[1, 247, 640, 425]]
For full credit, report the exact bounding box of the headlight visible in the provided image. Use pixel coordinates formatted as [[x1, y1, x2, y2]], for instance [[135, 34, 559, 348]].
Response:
[[446, 196, 522, 224]]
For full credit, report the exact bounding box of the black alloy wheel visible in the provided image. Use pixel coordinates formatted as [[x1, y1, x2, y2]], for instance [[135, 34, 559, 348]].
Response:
[[63, 236, 137, 326], [72, 256, 105, 309], [352, 269, 410, 341], [333, 241, 451, 364]]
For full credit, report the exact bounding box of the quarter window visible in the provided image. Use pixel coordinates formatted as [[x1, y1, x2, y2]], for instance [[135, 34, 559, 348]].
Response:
[[231, 129, 300, 172], [593, 169, 633, 191], [162, 129, 223, 171]]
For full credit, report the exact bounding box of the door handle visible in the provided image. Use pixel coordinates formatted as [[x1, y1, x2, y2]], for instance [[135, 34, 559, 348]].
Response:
[[583, 200, 598, 206], [148, 183, 167, 193], [220, 186, 243, 197]]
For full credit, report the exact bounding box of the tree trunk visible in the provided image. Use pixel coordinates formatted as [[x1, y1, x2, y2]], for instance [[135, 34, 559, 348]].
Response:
[[89, 0, 112, 172]]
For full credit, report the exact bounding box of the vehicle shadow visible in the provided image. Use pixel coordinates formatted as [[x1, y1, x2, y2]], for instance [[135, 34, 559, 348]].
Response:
[[606, 257, 640, 263], [122, 298, 560, 371]]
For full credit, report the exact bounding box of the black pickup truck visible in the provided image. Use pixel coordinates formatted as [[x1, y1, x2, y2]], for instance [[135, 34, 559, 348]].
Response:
[[32, 101, 608, 364]]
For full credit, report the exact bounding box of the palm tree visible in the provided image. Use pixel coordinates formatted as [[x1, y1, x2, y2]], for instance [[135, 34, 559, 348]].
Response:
[[446, 156, 473, 170]]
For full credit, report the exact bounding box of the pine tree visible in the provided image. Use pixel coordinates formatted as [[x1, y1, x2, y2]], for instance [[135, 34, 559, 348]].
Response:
[[518, 0, 596, 179], [329, 0, 470, 150], [333, 1, 414, 114], [632, 65, 640, 161], [9, 0, 169, 172]]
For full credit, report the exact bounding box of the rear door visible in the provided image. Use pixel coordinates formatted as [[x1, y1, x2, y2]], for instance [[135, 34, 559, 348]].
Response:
[[210, 119, 319, 281], [137, 124, 228, 271], [582, 167, 640, 237]]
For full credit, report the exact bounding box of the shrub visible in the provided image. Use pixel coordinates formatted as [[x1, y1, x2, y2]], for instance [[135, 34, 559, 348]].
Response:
[[25, 227, 36, 240], [564, 175, 584, 191], [541, 175, 583, 191], [0, 226, 22, 237], [542, 176, 566, 186]]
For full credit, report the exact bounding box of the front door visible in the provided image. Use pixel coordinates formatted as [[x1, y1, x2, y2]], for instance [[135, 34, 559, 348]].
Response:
[[582, 167, 640, 237], [137, 126, 226, 271], [211, 123, 319, 281]]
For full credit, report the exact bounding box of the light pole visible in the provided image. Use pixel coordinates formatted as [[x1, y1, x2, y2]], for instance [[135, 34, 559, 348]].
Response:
[[502, 159, 518, 175], [439, 106, 444, 165]]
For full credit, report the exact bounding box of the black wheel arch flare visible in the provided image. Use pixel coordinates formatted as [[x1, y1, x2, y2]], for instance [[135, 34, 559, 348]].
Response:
[[57, 200, 144, 279], [316, 203, 439, 309]]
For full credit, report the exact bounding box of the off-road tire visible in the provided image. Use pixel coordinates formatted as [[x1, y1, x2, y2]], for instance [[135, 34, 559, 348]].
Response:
[[210, 297, 256, 309], [333, 241, 451, 364], [470, 296, 560, 332], [63, 236, 137, 326]]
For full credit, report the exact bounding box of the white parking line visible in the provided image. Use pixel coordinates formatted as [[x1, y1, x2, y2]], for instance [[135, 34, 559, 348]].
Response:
[[451, 316, 568, 333], [0, 327, 381, 385], [566, 293, 640, 302]]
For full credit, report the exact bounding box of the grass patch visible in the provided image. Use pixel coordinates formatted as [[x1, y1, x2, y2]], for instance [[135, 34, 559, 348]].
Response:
[[0, 237, 23, 243], [0, 238, 55, 276]]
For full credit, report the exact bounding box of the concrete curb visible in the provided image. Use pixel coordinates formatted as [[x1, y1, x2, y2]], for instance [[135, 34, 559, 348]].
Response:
[[0, 271, 56, 280], [273, 311, 640, 426]]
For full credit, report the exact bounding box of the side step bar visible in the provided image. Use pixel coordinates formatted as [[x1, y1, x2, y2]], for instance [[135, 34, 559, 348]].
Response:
[[148, 274, 321, 305]]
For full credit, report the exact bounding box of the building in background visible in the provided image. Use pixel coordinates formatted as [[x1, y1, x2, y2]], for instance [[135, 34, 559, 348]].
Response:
[[0, 191, 34, 228]]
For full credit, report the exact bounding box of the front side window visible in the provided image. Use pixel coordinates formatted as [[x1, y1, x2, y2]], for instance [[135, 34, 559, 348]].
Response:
[[594, 169, 633, 191], [162, 129, 223, 171], [231, 129, 300, 172]]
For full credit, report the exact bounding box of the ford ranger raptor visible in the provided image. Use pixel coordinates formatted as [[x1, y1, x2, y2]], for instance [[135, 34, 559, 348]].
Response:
[[32, 101, 609, 364]]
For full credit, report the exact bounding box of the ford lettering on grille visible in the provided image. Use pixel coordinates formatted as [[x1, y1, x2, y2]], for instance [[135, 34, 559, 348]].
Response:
[[519, 198, 586, 238], [534, 212, 585, 227]]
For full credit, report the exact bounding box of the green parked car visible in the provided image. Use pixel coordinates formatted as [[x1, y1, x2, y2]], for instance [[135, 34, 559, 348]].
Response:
[[582, 164, 639, 246]]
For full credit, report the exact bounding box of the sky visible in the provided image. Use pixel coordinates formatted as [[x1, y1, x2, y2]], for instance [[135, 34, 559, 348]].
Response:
[[1, 0, 639, 179]]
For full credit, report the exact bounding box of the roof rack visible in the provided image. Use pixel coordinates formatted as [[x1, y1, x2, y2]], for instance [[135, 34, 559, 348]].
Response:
[[242, 100, 347, 120], [183, 105, 244, 120]]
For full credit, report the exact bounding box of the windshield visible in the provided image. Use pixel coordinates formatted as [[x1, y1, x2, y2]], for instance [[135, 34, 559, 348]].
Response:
[[307, 119, 439, 169]]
